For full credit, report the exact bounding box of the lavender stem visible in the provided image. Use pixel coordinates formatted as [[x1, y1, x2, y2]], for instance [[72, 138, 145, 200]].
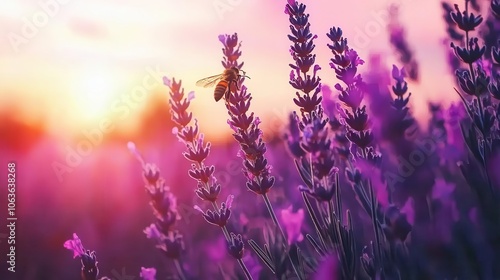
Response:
[[237, 259, 254, 280], [262, 193, 304, 280], [174, 259, 187, 280], [262, 193, 288, 244]]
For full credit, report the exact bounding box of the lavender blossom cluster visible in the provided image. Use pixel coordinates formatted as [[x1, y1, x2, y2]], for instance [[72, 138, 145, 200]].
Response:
[[63, 0, 500, 279]]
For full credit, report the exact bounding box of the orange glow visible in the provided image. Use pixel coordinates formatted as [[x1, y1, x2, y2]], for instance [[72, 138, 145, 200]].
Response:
[[0, 0, 457, 141]]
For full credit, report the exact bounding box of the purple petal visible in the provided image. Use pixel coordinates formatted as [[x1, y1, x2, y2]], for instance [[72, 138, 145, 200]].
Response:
[[143, 224, 162, 240], [218, 34, 226, 44], [391, 65, 399, 79], [172, 127, 179, 135], [193, 205, 204, 213], [225, 195, 234, 208], [163, 76, 171, 87], [140, 267, 157, 280], [63, 233, 86, 259], [187, 91, 195, 102]]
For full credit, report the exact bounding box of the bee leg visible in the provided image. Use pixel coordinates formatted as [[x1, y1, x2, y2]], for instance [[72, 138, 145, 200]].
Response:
[[224, 83, 230, 101], [236, 78, 241, 90]]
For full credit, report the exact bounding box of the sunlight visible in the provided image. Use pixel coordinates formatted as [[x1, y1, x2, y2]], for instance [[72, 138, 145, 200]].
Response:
[[70, 64, 119, 122], [0, 1, 24, 18]]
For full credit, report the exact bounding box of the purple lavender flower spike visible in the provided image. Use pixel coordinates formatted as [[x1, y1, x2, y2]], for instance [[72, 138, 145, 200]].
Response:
[[128, 143, 182, 239], [327, 26, 376, 158], [218, 33, 275, 195], [165, 75, 255, 278], [287, 2, 342, 207], [166, 79, 223, 203], [388, 5, 419, 81], [127, 142, 189, 279]]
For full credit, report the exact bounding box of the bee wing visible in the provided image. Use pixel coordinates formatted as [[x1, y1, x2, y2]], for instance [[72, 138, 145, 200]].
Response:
[[195, 74, 223, 88]]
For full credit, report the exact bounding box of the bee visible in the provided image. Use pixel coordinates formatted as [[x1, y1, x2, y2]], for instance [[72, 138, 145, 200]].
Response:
[[195, 67, 249, 102]]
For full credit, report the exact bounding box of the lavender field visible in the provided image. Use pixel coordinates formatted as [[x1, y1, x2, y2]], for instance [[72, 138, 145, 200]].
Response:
[[1, 0, 500, 279]]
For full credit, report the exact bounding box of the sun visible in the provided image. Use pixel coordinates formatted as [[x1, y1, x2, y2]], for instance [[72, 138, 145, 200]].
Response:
[[70, 64, 120, 122]]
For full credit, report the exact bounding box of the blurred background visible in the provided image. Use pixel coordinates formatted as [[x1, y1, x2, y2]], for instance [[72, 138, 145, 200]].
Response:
[[0, 0, 459, 279]]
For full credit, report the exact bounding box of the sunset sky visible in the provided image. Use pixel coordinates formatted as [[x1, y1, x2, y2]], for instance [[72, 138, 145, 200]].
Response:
[[0, 0, 457, 142]]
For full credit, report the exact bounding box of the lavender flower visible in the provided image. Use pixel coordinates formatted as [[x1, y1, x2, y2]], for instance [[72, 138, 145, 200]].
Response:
[[327, 27, 378, 163], [128, 143, 184, 258], [450, 1, 499, 176], [285, 3, 361, 279], [326, 25, 417, 279], [388, 64, 416, 139], [166, 78, 222, 203], [226, 89, 275, 195], [448, 1, 500, 275], [165, 75, 253, 279], [387, 5, 419, 81], [64, 233, 100, 280], [443, 2, 466, 42], [194, 195, 233, 227], [218, 34, 275, 195], [286, 0, 322, 115], [286, 1, 339, 203], [219, 34, 244, 70], [228, 232, 245, 260], [450, 3, 483, 31], [128, 142, 187, 279], [64, 233, 86, 259], [143, 224, 184, 259], [218, 31, 304, 279]]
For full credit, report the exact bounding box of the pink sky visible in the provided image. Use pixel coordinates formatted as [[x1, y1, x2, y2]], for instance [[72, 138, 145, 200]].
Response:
[[0, 0, 457, 142]]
